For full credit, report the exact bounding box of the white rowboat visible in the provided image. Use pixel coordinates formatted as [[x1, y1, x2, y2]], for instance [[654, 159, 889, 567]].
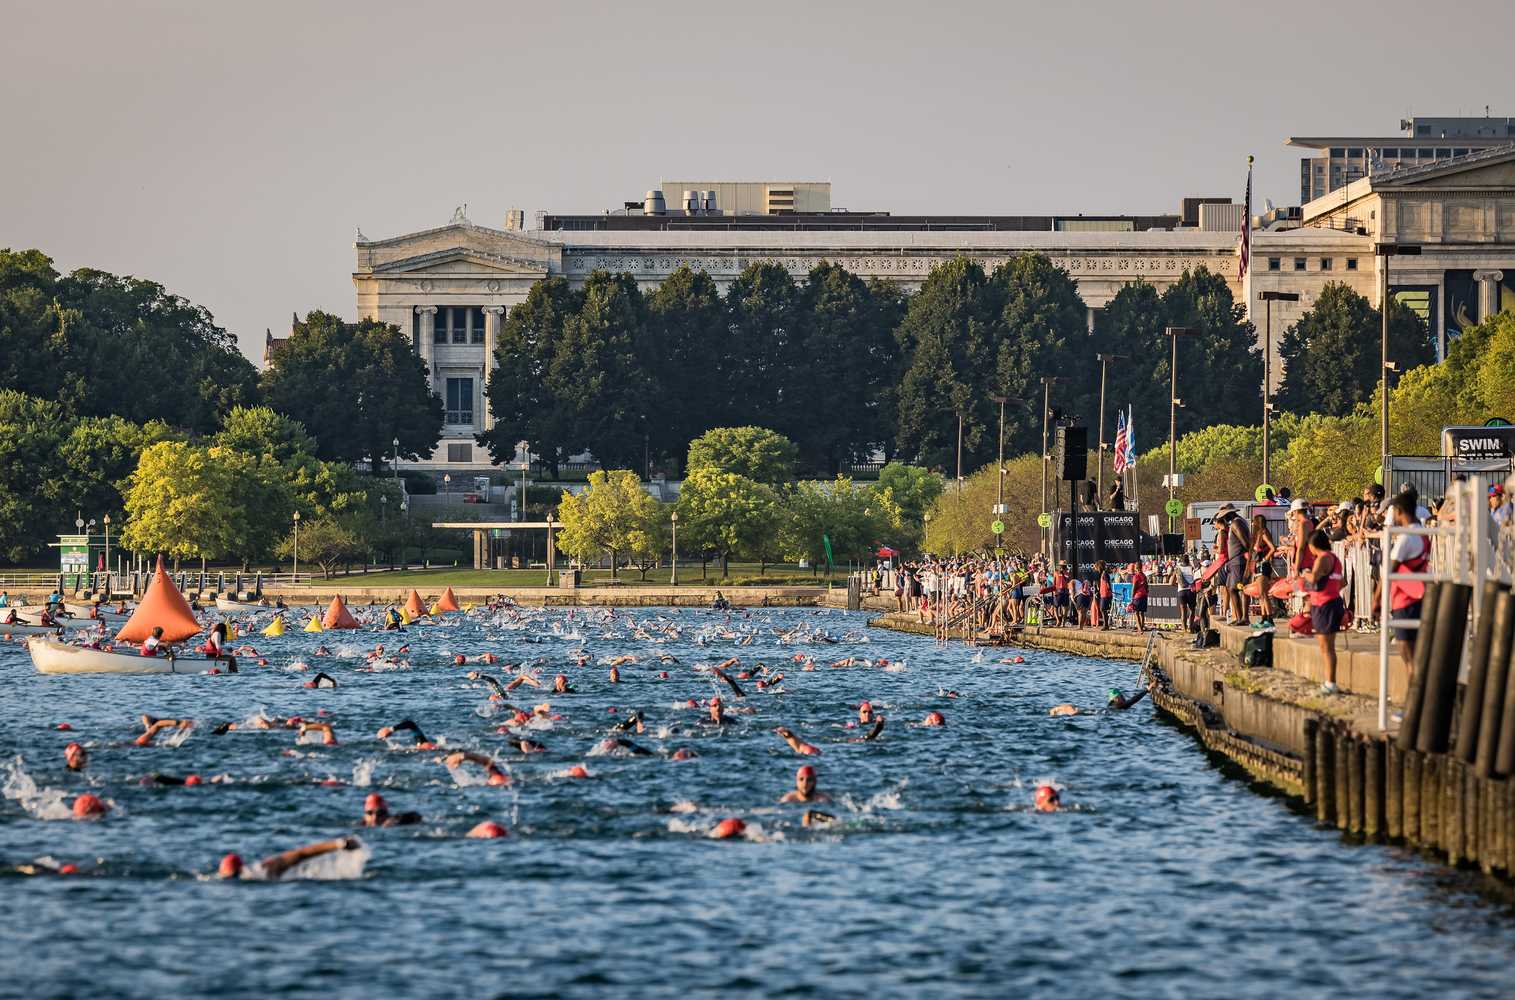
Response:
[[28, 638, 234, 675], [2, 621, 69, 636], [215, 597, 271, 612]]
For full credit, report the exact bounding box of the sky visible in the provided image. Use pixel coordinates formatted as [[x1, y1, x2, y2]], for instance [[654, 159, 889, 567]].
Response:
[[4, 0, 1515, 361]]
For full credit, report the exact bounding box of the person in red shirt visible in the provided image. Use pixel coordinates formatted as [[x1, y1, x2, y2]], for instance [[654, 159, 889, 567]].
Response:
[[1305, 529, 1346, 694], [1129, 563, 1149, 632]]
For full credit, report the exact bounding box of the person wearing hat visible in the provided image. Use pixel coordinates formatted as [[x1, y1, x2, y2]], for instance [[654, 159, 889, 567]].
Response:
[[1215, 503, 1251, 626]]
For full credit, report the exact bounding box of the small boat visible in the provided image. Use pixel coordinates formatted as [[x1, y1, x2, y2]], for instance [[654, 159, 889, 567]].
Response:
[[7, 604, 132, 624], [28, 637, 234, 675], [2, 620, 68, 636], [215, 597, 270, 612]]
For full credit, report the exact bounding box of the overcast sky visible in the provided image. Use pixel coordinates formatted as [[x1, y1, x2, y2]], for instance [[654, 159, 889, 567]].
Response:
[[5, 0, 1514, 360]]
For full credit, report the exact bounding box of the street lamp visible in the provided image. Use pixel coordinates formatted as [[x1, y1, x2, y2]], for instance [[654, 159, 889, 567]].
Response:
[[1376, 243, 1421, 486], [988, 394, 1008, 522], [102, 514, 111, 593], [1257, 291, 1299, 490], [380, 493, 387, 524], [1164, 327, 1194, 531], [392, 437, 400, 484], [1039, 376, 1061, 557], [292, 510, 301, 579], [1094, 353, 1126, 503], [670, 509, 679, 586], [443, 473, 452, 496]]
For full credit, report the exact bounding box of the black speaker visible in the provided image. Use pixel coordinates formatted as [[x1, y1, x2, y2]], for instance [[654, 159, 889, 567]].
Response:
[[1054, 425, 1088, 482]]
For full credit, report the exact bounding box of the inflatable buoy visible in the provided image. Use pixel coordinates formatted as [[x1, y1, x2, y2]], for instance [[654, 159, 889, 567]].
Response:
[[404, 590, 426, 618], [399, 607, 413, 625], [262, 616, 285, 637], [436, 587, 461, 613], [429, 602, 442, 616], [116, 555, 201, 643], [304, 616, 323, 633], [322, 595, 359, 630]]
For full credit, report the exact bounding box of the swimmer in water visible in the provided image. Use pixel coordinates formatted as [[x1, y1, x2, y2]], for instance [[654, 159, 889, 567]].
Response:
[[711, 667, 745, 699], [313, 645, 331, 657], [774, 726, 820, 755], [610, 711, 646, 735], [1106, 687, 1148, 710], [219, 836, 362, 880], [707, 696, 736, 725], [443, 751, 510, 785], [298, 721, 338, 745], [599, 736, 653, 756], [376, 719, 435, 749], [858, 701, 874, 725], [134, 716, 193, 746], [305, 672, 338, 689], [1048, 704, 1080, 717], [851, 717, 885, 743], [779, 764, 832, 804], [553, 673, 575, 694], [64, 741, 88, 771], [921, 711, 946, 727], [802, 809, 837, 827], [1033, 784, 1061, 812], [504, 673, 541, 691], [362, 792, 421, 827]]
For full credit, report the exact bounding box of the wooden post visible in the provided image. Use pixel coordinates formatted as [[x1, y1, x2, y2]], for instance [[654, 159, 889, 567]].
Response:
[[1334, 728, 1351, 832], [1446, 757, 1465, 864], [1421, 754, 1441, 853], [1364, 738, 1384, 840], [1402, 750, 1422, 846], [1302, 719, 1318, 807], [1385, 741, 1404, 840], [1346, 736, 1365, 835], [1315, 724, 1335, 825]]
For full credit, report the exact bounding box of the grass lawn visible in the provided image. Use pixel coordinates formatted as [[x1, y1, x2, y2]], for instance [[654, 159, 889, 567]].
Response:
[[298, 563, 839, 588]]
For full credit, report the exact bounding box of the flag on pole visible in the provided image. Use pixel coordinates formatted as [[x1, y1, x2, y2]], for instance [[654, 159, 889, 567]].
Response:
[[822, 533, 834, 570], [1239, 155, 1253, 282], [1127, 404, 1135, 464], [1112, 409, 1130, 475]]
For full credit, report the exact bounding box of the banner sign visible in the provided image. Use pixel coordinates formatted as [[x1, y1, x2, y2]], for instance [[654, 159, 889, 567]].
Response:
[[1058, 511, 1141, 566]]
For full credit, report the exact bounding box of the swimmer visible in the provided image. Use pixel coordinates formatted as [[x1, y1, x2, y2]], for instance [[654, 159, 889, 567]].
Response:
[[361, 792, 420, 827], [773, 726, 820, 756], [298, 721, 338, 746], [443, 751, 510, 785], [64, 741, 87, 771], [1107, 687, 1148, 710], [851, 717, 885, 743], [708, 696, 733, 725], [712, 667, 745, 699], [921, 711, 946, 727], [304, 672, 338, 689], [779, 764, 832, 804], [466, 821, 508, 839], [670, 747, 698, 761], [1048, 704, 1080, 717], [512, 736, 548, 754], [553, 674, 575, 694], [313, 645, 331, 657], [139, 772, 203, 787], [1033, 784, 1061, 812], [599, 736, 653, 756], [219, 836, 362, 880], [802, 810, 837, 827], [72, 793, 109, 820], [135, 716, 192, 747], [610, 711, 646, 735], [376, 719, 435, 749], [608, 666, 620, 684]]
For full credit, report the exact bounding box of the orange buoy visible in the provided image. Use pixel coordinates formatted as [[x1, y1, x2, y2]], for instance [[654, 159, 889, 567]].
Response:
[[404, 589, 427, 617], [322, 595, 359, 629], [116, 556, 201, 643], [435, 586, 461, 613]]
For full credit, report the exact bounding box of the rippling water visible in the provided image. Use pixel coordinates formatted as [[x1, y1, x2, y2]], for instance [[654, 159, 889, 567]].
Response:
[[3, 606, 1513, 999]]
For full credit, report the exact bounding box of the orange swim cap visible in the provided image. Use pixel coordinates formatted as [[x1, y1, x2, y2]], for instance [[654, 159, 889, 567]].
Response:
[[924, 711, 945, 726], [184, 774, 202, 786], [567, 764, 589, 779], [1034, 784, 1061, 812], [218, 853, 244, 878], [71, 793, 108, 819], [467, 820, 508, 839], [364, 792, 387, 812], [65, 741, 82, 754], [671, 748, 696, 761], [711, 817, 746, 839]]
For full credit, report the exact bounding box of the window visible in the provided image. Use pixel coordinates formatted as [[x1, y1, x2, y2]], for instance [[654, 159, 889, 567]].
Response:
[[1381, 148, 1398, 159], [1346, 258, 1358, 271], [1320, 258, 1333, 271], [1416, 124, 1430, 136], [1435, 148, 1451, 158], [1347, 147, 1363, 159], [445, 377, 474, 426], [432, 309, 445, 343], [1454, 148, 1469, 157], [448, 307, 466, 344], [447, 443, 473, 463], [1268, 257, 1281, 271], [1329, 147, 1345, 158], [470, 306, 485, 344], [1294, 258, 1307, 271]]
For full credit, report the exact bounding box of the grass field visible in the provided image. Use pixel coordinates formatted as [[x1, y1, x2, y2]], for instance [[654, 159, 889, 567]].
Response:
[[300, 563, 838, 588]]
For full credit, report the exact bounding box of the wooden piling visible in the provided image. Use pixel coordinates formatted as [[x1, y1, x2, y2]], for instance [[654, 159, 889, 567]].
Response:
[[1465, 766, 1481, 868], [1421, 754, 1440, 850], [1446, 758, 1465, 864], [1402, 749, 1421, 842], [1364, 738, 1384, 841], [1346, 737, 1365, 835], [1334, 728, 1351, 832], [1386, 742, 1404, 840], [1302, 718, 1318, 807], [1315, 724, 1335, 825]]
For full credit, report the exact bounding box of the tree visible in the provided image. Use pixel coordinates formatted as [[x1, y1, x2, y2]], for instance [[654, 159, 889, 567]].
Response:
[[261, 310, 442, 473], [480, 277, 583, 477], [723, 263, 803, 428], [1276, 283, 1433, 417], [0, 390, 72, 561], [991, 253, 1092, 456], [0, 249, 64, 401], [780, 477, 900, 573], [674, 467, 780, 577], [119, 441, 245, 566], [555, 469, 662, 579], [57, 415, 178, 529], [923, 454, 1044, 556], [894, 257, 1000, 470], [214, 405, 317, 464], [875, 461, 944, 552], [547, 271, 653, 471], [645, 266, 726, 472], [687, 426, 799, 484], [276, 517, 362, 579]]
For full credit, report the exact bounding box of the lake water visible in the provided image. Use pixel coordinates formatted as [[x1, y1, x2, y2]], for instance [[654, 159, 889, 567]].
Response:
[[3, 606, 1513, 999]]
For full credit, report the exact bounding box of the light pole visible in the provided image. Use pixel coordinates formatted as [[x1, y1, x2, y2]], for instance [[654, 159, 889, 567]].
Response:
[[670, 509, 679, 586], [1164, 327, 1194, 531], [443, 473, 452, 496], [1257, 292, 1299, 490], [102, 514, 111, 593], [292, 510, 301, 579], [392, 436, 400, 484], [1096, 353, 1133, 509], [1376, 242, 1421, 485], [988, 394, 1007, 517], [380, 493, 387, 524], [955, 409, 964, 496], [1040, 376, 1060, 557]]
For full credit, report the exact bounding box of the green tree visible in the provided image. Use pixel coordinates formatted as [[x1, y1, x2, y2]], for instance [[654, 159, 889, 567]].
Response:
[[119, 441, 244, 567], [276, 516, 362, 579], [674, 467, 780, 577], [262, 310, 442, 473], [687, 426, 799, 484], [0, 391, 72, 561], [645, 266, 725, 472], [780, 477, 899, 573], [1275, 282, 1434, 417], [57, 415, 178, 529], [0, 249, 64, 401], [875, 461, 944, 552], [555, 469, 662, 579], [894, 257, 999, 470], [480, 277, 583, 477], [214, 405, 318, 463], [548, 271, 653, 471], [991, 253, 1092, 456], [723, 263, 803, 428]]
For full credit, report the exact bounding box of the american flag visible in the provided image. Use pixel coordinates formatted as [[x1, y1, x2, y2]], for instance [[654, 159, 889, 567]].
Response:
[[1238, 155, 1253, 282], [1112, 407, 1131, 475]]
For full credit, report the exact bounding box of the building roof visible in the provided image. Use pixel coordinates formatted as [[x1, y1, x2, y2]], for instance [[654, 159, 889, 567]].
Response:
[[531, 228, 1237, 253], [1286, 136, 1513, 150], [540, 212, 1182, 234]]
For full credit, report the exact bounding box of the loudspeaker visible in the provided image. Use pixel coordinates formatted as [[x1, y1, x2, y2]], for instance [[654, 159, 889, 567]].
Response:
[[1053, 425, 1088, 482]]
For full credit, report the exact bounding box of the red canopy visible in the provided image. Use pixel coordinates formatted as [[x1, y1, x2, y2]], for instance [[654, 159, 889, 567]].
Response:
[[876, 547, 898, 558]]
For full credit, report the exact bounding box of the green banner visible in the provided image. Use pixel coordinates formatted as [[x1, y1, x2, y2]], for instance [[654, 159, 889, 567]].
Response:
[[822, 533, 834, 569]]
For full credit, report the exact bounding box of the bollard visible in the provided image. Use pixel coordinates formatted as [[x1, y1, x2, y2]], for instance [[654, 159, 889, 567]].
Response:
[[1475, 591, 1515, 778], [1386, 742, 1404, 840], [1417, 584, 1473, 755], [1402, 750, 1421, 844], [1302, 719, 1318, 807], [1334, 728, 1351, 832], [1364, 738, 1384, 841], [1315, 724, 1335, 825], [1346, 736, 1365, 835]]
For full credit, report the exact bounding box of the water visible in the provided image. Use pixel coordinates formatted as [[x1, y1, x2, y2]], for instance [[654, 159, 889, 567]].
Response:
[[3, 606, 1513, 999]]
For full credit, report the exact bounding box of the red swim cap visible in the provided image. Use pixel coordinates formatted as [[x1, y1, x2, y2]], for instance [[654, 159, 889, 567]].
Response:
[[711, 817, 746, 840], [364, 792, 387, 812], [567, 764, 589, 779], [454, 655, 466, 666], [1034, 785, 1061, 812], [658, 671, 669, 679], [797, 765, 816, 780], [65, 741, 82, 754], [924, 711, 945, 726], [71, 793, 108, 819], [481, 653, 497, 664], [55, 723, 73, 731], [671, 748, 696, 761], [1013, 655, 1025, 664], [303, 680, 316, 688], [57, 863, 78, 875], [218, 853, 244, 878], [467, 820, 508, 839], [184, 774, 202, 786], [257, 659, 268, 666]]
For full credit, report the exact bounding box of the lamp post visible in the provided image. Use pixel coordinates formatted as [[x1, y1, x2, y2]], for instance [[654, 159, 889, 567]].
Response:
[[1094, 353, 1125, 503], [545, 510, 556, 587], [955, 409, 964, 496], [292, 510, 300, 579], [102, 514, 111, 593], [443, 473, 451, 496], [1257, 292, 1299, 490], [670, 510, 679, 586], [988, 394, 1007, 519], [1164, 327, 1194, 531], [1376, 243, 1421, 486], [1039, 376, 1060, 557], [392, 437, 400, 482]]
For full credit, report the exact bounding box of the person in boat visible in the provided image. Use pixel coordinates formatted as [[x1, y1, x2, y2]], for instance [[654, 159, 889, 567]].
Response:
[[0, 591, 8, 607], [198, 622, 228, 658], [219, 836, 362, 880], [362, 792, 420, 827], [3, 606, 20, 626], [64, 741, 88, 771], [46, 589, 62, 611], [38, 607, 60, 628], [779, 764, 832, 804], [140, 626, 167, 657], [376, 719, 436, 749], [444, 751, 511, 784]]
